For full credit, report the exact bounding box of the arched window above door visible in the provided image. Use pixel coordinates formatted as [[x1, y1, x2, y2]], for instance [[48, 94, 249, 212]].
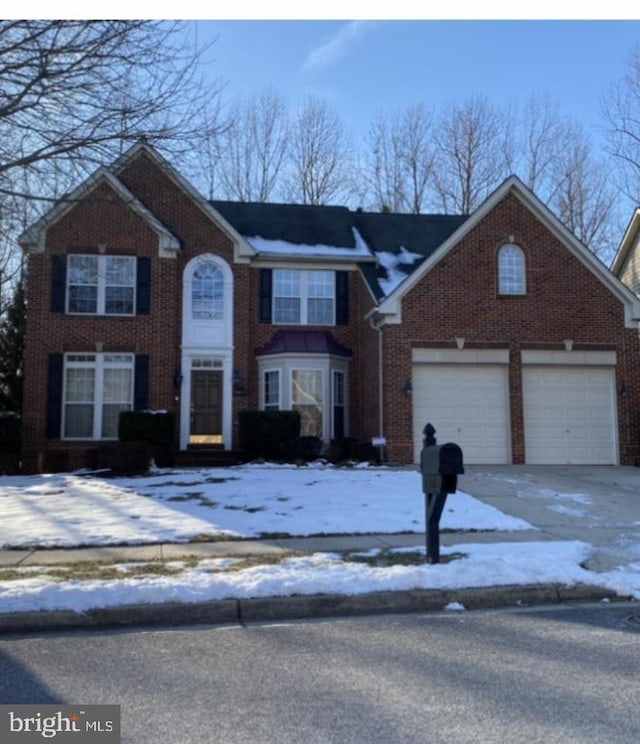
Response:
[[192, 261, 224, 319]]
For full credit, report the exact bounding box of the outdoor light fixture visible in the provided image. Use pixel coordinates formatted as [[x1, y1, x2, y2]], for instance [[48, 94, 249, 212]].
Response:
[[403, 380, 413, 395], [619, 383, 629, 398], [173, 370, 183, 389]]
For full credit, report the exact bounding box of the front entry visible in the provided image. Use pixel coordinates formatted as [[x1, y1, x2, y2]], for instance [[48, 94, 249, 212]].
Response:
[[190, 370, 223, 445]]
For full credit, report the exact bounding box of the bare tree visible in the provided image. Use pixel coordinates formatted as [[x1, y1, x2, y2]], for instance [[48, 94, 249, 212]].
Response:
[[282, 98, 353, 205], [602, 44, 640, 201], [0, 20, 224, 303], [0, 20, 224, 194], [216, 90, 289, 201], [431, 96, 509, 214], [548, 124, 618, 261], [364, 104, 435, 213]]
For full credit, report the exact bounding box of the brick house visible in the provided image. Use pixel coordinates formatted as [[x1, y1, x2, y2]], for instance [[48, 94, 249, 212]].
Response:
[[19, 143, 640, 472]]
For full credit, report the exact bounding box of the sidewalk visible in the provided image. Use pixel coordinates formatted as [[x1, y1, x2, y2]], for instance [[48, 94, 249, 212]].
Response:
[[0, 464, 638, 632]]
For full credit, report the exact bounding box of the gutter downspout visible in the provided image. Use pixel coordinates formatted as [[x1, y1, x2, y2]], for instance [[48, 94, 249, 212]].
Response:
[[369, 313, 385, 453]]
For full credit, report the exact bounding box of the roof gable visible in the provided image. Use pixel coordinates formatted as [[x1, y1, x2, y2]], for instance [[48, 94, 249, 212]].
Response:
[[19, 168, 180, 256], [372, 176, 640, 328], [111, 143, 256, 261]]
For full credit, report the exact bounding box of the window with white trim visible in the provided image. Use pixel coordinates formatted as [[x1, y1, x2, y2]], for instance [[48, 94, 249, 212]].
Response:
[[498, 244, 526, 295], [192, 262, 224, 319], [67, 255, 136, 314], [63, 354, 134, 439], [263, 370, 280, 411], [273, 269, 335, 325], [291, 369, 323, 436]]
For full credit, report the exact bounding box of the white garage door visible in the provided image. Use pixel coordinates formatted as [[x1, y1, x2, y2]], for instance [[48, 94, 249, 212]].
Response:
[[412, 365, 510, 464], [522, 366, 617, 464]]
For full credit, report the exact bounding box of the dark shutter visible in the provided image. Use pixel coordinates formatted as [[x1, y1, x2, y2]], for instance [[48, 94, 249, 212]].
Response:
[[134, 355, 149, 411], [51, 255, 67, 313], [46, 354, 64, 438], [335, 270, 349, 325], [136, 257, 151, 315], [259, 268, 272, 323]]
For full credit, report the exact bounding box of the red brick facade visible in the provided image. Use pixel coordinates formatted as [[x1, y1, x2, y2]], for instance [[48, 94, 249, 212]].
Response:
[[20, 146, 640, 472]]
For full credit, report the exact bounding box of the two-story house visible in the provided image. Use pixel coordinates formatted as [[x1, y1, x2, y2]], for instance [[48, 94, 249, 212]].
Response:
[[19, 143, 640, 473]]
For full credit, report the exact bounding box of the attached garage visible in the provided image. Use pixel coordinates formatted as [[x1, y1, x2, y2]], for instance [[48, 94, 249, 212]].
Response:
[[522, 352, 618, 465], [411, 349, 510, 464]]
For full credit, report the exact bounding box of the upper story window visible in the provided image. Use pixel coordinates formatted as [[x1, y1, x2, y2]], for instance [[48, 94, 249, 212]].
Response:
[[192, 262, 224, 320], [273, 269, 335, 325], [498, 244, 526, 295], [67, 255, 136, 315]]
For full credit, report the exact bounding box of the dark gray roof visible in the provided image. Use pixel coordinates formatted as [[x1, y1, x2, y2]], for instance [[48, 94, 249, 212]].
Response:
[[210, 200, 467, 301], [212, 201, 357, 249]]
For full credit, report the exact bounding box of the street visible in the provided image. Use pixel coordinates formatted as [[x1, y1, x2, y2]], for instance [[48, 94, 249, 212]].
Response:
[[1, 603, 639, 743]]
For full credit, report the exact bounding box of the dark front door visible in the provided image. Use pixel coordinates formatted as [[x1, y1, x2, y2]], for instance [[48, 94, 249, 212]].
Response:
[[190, 370, 223, 444]]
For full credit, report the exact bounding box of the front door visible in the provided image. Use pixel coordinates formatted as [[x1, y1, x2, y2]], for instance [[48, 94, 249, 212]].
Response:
[[190, 370, 223, 445]]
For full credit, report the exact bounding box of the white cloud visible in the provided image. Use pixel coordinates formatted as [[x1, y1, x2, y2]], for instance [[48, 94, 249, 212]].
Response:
[[304, 21, 371, 71]]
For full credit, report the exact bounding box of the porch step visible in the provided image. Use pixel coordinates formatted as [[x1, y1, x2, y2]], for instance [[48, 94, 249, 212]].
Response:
[[174, 448, 243, 468]]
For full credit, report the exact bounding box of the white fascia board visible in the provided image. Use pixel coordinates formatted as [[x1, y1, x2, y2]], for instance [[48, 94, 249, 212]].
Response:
[[18, 169, 180, 257], [112, 143, 256, 262]]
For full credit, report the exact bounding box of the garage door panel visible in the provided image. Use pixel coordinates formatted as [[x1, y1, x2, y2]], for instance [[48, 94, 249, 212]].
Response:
[[523, 366, 616, 465], [412, 365, 509, 464]]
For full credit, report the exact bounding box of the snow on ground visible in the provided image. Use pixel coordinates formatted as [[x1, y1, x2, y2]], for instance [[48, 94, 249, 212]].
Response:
[[0, 464, 639, 614], [0, 465, 532, 549]]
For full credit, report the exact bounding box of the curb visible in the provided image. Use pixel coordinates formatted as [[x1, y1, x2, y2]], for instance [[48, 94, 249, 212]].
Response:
[[0, 583, 624, 634]]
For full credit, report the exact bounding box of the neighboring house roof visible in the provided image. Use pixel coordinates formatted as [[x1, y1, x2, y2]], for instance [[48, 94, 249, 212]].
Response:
[[611, 206, 640, 283], [255, 330, 352, 357]]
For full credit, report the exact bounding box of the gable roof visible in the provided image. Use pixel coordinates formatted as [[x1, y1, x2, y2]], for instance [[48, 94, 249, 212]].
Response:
[[371, 175, 640, 328], [18, 168, 180, 256], [211, 199, 466, 299]]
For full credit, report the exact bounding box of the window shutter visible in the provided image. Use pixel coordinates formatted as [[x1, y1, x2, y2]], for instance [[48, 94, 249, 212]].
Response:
[[259, 269, 272, 323], [136, 257, 151, 315], [335, 271, 349, 325], [51, 256, 67, 313], [134, 355, 149, 411], [46, 354, 64, 438]]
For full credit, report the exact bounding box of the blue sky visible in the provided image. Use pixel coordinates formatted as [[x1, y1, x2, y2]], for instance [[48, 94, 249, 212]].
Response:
[[196, 19, 640, 148]]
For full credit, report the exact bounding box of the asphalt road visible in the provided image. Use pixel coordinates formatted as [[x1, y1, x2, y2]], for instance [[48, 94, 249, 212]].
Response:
[[1, 603, 639, 743]]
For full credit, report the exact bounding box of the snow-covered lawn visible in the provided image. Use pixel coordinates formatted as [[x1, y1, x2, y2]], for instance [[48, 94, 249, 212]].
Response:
[[0, 464, 638, 613], [0, 464, 531, 548]]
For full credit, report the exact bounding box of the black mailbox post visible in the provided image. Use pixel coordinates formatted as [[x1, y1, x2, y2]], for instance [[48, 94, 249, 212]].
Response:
[[420, 423, 464, 564]]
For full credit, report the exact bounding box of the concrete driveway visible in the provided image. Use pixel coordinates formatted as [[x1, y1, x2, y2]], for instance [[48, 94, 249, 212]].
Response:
[[457, 465, 640, 572]]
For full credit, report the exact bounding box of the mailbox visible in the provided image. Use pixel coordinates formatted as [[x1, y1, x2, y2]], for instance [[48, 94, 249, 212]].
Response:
[[420, 442, 464, 496], [419, 423, 464, 564]]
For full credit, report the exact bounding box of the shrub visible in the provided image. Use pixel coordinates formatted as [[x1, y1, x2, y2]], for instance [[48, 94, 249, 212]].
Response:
[[238, 410, 300, 460], [118, 410, 175, 446], [118, 410, 175, 469], [0, 412, 19, 453], [282, 435, 324, 462]]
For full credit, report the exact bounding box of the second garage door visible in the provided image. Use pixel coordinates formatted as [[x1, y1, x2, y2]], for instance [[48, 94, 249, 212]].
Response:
[[522, 366, 617, 464], [412, 364, 510, 464]]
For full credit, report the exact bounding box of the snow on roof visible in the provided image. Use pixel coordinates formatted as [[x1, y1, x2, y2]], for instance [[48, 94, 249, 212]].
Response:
[[246, 227, 373, 260], [375, 246, 424, 296]]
